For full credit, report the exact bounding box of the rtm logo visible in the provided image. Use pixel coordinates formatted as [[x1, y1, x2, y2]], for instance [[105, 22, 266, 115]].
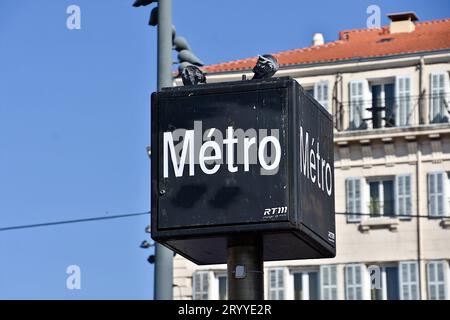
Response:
[[328, 231, 335, 243], [263, 206, 288, 216]]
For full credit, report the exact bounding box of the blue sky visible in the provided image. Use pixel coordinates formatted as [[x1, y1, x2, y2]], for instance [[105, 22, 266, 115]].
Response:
[[0, 0, 448, 299]]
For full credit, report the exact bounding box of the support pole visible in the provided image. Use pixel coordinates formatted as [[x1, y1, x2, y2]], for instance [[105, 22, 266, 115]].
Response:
[[227, 234, 264, 300], [154, 0, 173, 300]]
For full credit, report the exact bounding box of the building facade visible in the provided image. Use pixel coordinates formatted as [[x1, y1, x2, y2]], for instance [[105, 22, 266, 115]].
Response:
[[172, 13, 450, 300]]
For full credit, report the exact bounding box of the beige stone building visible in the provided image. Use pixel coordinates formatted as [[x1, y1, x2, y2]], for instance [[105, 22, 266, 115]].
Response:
[[172, 13, 450, 300]]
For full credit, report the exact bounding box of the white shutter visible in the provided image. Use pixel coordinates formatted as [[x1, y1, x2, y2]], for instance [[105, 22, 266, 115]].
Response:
[[193, 271, 209, 300], [429, 73, 446, 123], [395, 76, 412, 126], [345, 264, 365, 300], [396, 175, 412, 216], [399, 261, 419, 300], [320, 265, 338, 300], [346, 178, 362, 222], [314, 81, 330, 113], [349, 80, 369, 130], [427, 261, 448, 300], [269, 268, 285, 300], [428, 172, 445, 217]]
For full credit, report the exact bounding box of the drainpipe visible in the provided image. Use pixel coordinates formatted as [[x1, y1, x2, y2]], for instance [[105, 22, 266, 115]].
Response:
[[416, 145, 423, 300], [339, 73, 344, 131], [333, 73, 339, 130], [418, 57, 426, 125]]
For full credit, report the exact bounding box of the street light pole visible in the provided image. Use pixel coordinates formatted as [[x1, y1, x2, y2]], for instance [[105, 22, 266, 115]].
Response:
[[154, 0, 173, 300]]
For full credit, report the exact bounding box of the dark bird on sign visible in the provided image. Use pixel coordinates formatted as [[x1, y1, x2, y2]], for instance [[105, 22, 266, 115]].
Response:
[[180, 65, 207, 86], [252, 54, 279, 80]]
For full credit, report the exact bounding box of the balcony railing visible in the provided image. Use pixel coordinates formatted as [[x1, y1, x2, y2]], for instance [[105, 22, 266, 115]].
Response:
[[335, 93, 450, 132]]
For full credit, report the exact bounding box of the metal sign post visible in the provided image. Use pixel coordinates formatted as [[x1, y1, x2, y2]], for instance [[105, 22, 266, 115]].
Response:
[[227, 235, 264, 300]]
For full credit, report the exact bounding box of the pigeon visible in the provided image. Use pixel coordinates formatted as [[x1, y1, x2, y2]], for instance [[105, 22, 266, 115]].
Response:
[[252, 54, 279, 80], [180, 65, 207, 86]]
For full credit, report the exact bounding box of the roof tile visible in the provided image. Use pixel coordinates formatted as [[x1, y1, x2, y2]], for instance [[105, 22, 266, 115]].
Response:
[[202, 18, 450, 73]]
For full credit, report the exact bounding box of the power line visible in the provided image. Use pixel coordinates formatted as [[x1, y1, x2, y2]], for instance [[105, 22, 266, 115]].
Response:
[[0, 211, 150, 232], [0, 210, 442, 232]]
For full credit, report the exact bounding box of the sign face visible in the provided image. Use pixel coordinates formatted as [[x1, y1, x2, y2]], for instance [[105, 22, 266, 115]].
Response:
[[151, 77, 335, 264]]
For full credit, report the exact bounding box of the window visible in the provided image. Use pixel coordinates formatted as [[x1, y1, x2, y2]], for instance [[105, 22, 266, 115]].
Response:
[[193, 271, 209, 300], [347, 175, 411, 222], [385, 266, 400, 300], [218, 275, 227, 300], [368, 178, 394, 217], [371, 83, 395, 128], [428, 172, 446, 217], [427, 261, 448, 300], [314, 81, 329, 112], [349, 81, 367, 130], [429, 72, 449, 124], [345, 264, 364, 300], [396, 175, 412, 217], [395, 76, 411, 126], [346, 178, 362, 222], [320, 265, 338, 300], [269, 268, 284, 300], [305, 87, 314, 98], [370, 266, 399, 300], [399, 261, 419, 300], [293, 271, 319, 300]]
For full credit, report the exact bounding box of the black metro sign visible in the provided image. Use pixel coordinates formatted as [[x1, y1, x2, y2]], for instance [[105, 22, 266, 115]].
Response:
[[151, 76, 335, 264]]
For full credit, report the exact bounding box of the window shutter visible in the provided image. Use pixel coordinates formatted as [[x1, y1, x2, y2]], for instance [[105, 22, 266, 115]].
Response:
[[396, 175, 412, 216], [427, 261, 448, 300], [349, 80, 367, 130], [314, 81, 330, 113], [345, 264, 364, 300], [428, 172, 445, 217], [193, 271, 209, 300], [399, 261, 419, 300], [320, 265, 338, 300], [429, 73, 446, 123], [277, 268, 284, 300], [269, 268, 284, 300], [346, 178, 362, 222], [395, 76, 412, 126]]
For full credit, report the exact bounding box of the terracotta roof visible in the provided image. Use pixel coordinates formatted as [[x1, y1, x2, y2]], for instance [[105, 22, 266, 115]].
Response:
[[202, 18, 450, 73]]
